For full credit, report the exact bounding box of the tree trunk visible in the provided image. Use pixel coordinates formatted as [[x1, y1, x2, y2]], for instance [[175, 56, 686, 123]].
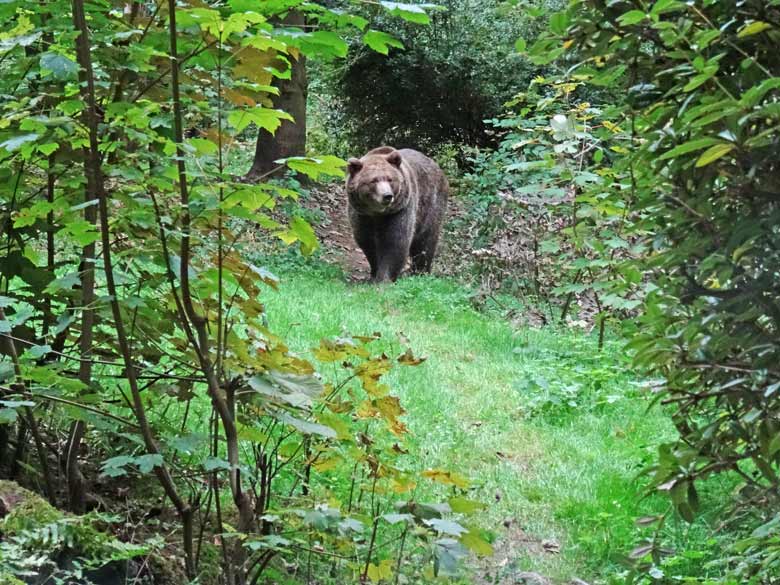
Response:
[[246, 12, 308, 180]]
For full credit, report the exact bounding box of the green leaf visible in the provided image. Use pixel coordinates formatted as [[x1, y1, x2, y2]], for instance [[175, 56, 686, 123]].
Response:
[[398, 502, 451, 520], [448, 496, 486, 514], [227, 107, 294, 134], [304, 510, 330, 531], [289, 216, 318, 255], [380, 1, 432, 25], [693, 29, 721, 49], [40, 52, 79, 80], [38, 143, 59, 156], [101, 455, 135, 477], [548, 11, 570, 34], [58, 100, 85, 116], [683, 66, 718, 92], [1, 133, 39, 152], [739, 78, 780, 108], [0, 409, 18, 424], [26, 344, 51, 359], [188, 138, 218, 156], [695, 143, 734, 167], [363, 30, 404, 55], [280, 155, 345, 180], [248, 371, 322, 408], [244, 535, 291, 551], [136, 453, 164, 474], [460, 529, 493, 556], [61, 219, 100, 247], [434, 539, 466, 577], [514, 37, 527, 53], [294, 31, 349, 59], [424, 518, 468, 536], [170, 433, 207, 455], [381, 513, 413, 524], [274, 411, 336, 439], [658, 137, 720, 160], [0, 31, 41, 51], [0, 400, 34, 409], [650, 0, 684, 16], [618, 10, 645, 26], [204, 457, 231, 472]]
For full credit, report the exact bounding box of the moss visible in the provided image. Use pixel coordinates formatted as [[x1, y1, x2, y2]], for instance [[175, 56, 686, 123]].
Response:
[[195, 542, 224, 585], [0, 481, 130, 558], [0, 480, 62, 536]]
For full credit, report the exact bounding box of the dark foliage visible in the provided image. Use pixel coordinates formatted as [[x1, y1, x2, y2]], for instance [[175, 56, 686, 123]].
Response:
[[334, 0, 547, 153]]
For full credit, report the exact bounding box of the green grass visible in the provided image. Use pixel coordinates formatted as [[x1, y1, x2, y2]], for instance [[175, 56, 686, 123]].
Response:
[[257, 255, 731, 583]]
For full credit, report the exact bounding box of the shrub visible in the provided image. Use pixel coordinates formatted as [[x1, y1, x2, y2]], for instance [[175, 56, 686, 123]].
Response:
[[320, 0, 563, 155], [531, 1, 780, 581]]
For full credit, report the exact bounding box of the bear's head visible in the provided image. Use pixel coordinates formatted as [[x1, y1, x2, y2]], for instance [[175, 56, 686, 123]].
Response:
[[346, 148, 407, 215]]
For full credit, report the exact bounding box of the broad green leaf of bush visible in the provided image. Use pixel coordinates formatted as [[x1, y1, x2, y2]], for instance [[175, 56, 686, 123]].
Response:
[[363, 30, 404, 55]]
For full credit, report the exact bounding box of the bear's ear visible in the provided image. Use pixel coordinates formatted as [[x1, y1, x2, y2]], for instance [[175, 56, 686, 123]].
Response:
[[386, 151, 402, 168], [347, 158, 363, 175]]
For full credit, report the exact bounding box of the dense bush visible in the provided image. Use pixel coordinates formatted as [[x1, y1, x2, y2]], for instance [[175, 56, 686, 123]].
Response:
[[315, 0, 563, 155], [456, 78, 644, 344], [529, 1, 780, 581]]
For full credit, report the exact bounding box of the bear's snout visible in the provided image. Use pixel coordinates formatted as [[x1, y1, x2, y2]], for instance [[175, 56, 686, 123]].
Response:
[[375, 181, 395, 206]]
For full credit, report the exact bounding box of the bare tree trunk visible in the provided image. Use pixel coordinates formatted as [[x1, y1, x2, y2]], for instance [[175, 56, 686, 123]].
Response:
[[246, 12, 308, 180], [67, 0, 100, 514]]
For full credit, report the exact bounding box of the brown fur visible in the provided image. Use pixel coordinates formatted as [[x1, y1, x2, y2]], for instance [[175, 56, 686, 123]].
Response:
[[346, 146, 449, 282]]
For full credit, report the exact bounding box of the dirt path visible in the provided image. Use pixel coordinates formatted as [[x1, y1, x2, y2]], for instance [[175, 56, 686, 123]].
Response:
[[304, 186, 371, 280], [302, 184, 469, 283]]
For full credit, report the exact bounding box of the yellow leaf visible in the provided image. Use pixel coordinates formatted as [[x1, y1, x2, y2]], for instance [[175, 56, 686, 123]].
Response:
[[223, 87, 256, 107], [738, 21, 772, 38], [390, 476, 417, 494], [375, 396, 403, 418], [366, 563, 381, 583], [232, 46, 277, 85], [422, 469, 470, 489], [448, 496, 487, 514], [366, 561, 393, 583], [313, 456, 342, 472], [602, 120, 623, 133], [379, 559, 394, 579], [695, 143, 734, 167], [355, 358, 392, 395], [388, 418, 409, 437]]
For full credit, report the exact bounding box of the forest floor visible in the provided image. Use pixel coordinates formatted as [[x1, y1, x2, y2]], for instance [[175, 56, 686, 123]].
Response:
[[254, 186, 727, 584]]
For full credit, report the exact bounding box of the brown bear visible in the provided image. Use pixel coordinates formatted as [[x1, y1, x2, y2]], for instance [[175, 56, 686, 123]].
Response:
[[346, 146, 449, 282]]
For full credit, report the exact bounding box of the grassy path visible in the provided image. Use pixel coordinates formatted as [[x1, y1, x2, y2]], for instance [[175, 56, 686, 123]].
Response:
[[262, 262, 711, 583]]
